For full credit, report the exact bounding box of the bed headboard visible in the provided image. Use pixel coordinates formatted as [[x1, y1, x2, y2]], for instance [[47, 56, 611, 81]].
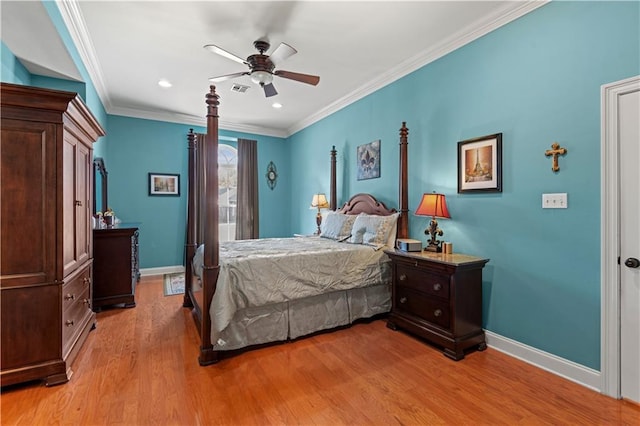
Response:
[[339, 193, 397, 216]]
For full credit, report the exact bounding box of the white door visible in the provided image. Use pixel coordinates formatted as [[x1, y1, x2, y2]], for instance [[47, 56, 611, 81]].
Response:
[[601, 75, 640, 403], [619, 86, 640, 403]]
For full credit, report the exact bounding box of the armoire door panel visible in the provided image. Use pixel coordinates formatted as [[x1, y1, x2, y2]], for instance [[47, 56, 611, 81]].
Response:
[[76, 141, 92, 265], [0, 284, 61, 369], [0, 120, 57, 288]]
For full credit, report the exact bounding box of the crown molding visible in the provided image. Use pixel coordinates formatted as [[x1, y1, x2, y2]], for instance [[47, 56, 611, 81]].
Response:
[[108, 105, 288, 138], [55, 0, 112, 110], [287, 0, 549, 136]]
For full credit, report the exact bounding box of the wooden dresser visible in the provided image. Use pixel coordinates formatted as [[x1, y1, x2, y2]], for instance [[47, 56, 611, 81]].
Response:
[[384, 249, 489, 360], [93, 224, 140, 310], [1, 83, 105, 386]]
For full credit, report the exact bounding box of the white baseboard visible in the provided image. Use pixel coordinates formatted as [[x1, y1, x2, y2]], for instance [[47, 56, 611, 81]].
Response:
[[485, 330, 601, 392], [139, 265, 184, 277]]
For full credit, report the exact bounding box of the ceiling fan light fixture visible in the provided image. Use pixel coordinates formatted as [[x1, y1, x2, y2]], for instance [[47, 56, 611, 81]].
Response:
[[250, 70, 273, 85]]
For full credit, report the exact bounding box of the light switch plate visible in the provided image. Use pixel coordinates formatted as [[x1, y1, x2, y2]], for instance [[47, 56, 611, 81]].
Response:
[[542, 193, 568, 209]]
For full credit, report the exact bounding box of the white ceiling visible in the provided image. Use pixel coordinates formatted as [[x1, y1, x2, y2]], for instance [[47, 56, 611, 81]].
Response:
[[1, 1, 546, 137]]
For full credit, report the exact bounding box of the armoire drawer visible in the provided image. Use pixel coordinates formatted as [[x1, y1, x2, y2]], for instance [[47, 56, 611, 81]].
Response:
[[62, 267, 91, 313], [62, 268, 92, 354]]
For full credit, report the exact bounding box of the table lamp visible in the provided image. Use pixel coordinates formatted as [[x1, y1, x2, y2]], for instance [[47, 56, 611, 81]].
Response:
[[415, 192, 451, 252]]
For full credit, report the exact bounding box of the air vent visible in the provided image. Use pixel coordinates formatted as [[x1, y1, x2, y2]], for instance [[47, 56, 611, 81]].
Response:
[[230, 84, 250, 93]]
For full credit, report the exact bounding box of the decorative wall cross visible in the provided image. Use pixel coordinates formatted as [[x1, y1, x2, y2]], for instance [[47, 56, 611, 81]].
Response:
[[545, 142, 567, 172]]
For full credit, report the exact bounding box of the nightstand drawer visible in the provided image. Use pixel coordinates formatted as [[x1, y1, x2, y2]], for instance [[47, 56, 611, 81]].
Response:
[[395, 285, 450, 329], [396, 264, 450, 299]]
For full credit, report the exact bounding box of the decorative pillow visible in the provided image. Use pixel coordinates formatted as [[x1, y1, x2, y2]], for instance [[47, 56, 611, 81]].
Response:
[[348, 213, 400, 248], [320, 211, 356, 240]]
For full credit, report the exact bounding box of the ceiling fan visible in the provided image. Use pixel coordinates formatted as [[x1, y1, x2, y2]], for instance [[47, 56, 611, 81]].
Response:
[[205, 39, 320, 98]]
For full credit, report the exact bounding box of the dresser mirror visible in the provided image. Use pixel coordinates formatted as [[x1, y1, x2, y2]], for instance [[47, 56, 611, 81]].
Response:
[[93, 157, 108, 214]]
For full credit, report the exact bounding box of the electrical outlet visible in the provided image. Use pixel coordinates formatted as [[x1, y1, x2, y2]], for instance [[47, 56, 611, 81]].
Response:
[[542, 193, 568, 209]]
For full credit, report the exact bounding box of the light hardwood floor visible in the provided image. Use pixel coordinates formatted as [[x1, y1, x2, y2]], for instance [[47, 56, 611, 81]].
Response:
[[1, 275, 638, 425]]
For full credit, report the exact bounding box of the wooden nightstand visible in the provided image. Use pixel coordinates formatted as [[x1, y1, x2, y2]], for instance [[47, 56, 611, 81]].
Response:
[[384, 249, 489, 360]]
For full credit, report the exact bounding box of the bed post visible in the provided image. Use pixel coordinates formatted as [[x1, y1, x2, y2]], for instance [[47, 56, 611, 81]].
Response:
[[398, 122, 409, 239], [199, 86, 221, 365], [330, 145, 337, 210], [183, 129, 197, 308]]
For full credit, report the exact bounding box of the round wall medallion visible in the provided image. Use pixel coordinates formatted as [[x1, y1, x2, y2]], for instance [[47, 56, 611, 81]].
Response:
[[266, 161, 278, 190]]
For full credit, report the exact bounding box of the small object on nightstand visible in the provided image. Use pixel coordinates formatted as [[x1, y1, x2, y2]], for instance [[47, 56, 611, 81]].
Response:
[[396, 238, 422, 252]]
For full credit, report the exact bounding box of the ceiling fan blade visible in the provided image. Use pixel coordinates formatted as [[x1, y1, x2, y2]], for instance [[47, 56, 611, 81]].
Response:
[[269, 42, 297, 66], [204, 44, 247, 65], [274, 70, 320, 86], [262, 83, 278, 97], [208, 71, 249, 83]]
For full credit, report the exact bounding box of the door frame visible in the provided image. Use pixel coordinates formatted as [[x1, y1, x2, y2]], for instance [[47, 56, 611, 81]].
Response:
[[601, 75, 640, 398]]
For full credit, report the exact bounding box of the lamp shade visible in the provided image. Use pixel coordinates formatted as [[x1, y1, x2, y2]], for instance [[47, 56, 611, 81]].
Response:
[[415, 193, 451, 219], [310, 193, 329, 209]]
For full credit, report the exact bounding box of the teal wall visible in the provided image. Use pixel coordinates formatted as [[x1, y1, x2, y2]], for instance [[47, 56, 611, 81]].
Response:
[[288, 1, 640, 370], [105, 115, 290, 269], [1, 41, 31, 84]]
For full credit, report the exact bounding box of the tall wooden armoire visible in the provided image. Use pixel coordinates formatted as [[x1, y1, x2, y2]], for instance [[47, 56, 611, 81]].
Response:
[[1, 83, 105, 386]]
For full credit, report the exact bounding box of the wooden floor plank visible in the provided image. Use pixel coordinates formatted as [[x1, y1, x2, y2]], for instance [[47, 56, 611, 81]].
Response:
[[1, 275, 638, 425]]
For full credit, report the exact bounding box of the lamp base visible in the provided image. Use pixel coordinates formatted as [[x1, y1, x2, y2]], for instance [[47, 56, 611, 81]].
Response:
[[315, 210, 322, 235], [424, 242, 442, 253]]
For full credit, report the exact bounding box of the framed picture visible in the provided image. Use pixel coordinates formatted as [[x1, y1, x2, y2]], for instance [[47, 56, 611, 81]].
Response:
[[357, 140, 381, 180], [458, 133, 502, 193], [148, 173, 180, 196]]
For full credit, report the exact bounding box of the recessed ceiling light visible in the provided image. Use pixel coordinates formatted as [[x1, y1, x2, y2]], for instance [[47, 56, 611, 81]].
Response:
[[158, 79, 172, 88], [272, 102, 282, 109]]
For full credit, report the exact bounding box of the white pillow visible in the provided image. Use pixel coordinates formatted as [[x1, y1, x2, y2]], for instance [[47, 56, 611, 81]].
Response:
[[348, 213, 400, 248], [385, 213, 400, 247], [320, 211, 356, 240]]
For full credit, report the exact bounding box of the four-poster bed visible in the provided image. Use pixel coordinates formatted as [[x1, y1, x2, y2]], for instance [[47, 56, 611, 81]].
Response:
[[183, 86, 410, 365]]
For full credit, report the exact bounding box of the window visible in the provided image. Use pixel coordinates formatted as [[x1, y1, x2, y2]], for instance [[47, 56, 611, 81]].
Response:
[[219, 144, 237, 242]]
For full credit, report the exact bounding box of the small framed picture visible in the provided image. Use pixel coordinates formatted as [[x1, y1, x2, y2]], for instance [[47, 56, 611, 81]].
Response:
[[458, 133, 502, 193], [148, 173, 180, 196], [357, 140, 381, 180]]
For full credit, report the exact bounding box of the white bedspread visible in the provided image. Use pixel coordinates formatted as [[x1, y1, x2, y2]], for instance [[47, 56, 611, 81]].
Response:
[[193, 237, 391, 336]]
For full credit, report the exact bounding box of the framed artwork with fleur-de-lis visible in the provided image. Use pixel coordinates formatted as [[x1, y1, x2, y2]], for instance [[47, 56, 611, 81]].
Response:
[[357, 140, 380, 180]]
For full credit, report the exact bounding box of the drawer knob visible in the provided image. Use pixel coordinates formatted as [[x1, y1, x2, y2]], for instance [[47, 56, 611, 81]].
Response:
[[83, 277, 90, 285], [83, 298, 90, 306], [75, 200, 82, 206], [399, 274, 407, 282], [433, 283, 442, 291], [65, 320, 75, 327], [434, 309, 442, 317], [64, 293, 75, 301], [399, 296, 407, 304]]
